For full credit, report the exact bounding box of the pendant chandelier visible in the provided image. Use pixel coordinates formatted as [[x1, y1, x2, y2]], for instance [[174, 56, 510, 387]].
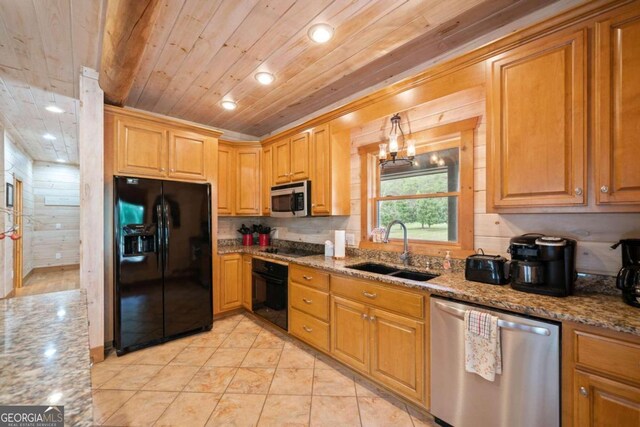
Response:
[[378, 113, 415, 167]]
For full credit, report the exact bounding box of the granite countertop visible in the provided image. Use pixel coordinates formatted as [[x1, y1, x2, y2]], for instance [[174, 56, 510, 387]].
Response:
[[0, 290, 93, 426], [220, 245, 640, 337]]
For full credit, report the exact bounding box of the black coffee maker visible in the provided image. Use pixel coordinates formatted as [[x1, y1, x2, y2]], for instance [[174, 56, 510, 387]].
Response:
[[612, 239, 640, 308], [508, 234, 577, 297]]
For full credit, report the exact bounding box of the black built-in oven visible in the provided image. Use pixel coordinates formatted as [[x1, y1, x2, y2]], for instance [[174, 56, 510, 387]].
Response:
[[252, 258, 288, 330]]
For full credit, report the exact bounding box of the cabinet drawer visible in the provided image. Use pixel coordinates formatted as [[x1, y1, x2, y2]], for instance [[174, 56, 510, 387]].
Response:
[[290, 282, 329, 321], [575, 331, 640, 384], [290, 264, 329, 291], [331, 275, 424, 319], [290, 308, 329, 352]]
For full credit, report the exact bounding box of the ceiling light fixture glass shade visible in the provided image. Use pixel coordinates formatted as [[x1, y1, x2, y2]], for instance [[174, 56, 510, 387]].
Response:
[[255, 71, 275, 85], [378, 113, 415, 168], [308, 23, 334, 43], [42, 133, 57, 140], [220, 100, 237, 110], [45, 105, 64, 114]]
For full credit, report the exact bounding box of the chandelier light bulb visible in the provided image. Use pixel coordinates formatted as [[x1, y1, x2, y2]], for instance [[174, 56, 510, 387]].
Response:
[[406, 139, 416, 157], [378, 144, 388, 160], [388, 133, 399, 154], [308, 23, 334, 43]]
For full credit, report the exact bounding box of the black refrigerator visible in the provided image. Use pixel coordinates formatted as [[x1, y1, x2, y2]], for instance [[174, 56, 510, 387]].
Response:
[[114, 176, 213, 354]]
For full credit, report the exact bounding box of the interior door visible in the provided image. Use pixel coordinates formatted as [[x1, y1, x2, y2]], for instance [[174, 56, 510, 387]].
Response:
[[114, 177, 164, 351], [13, 179, 23, 290], [162, 180, 212, 337]]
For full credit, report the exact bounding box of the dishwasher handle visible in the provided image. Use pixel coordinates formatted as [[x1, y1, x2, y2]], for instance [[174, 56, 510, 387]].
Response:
[[434, 301, 551, 336]]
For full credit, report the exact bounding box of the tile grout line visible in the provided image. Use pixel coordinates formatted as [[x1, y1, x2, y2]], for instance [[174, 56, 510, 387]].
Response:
[[256, 328, 286, 426], [203, 315, 260, 426]]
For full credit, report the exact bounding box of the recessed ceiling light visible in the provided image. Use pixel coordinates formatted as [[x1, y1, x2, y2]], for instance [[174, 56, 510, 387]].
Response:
[[220, 100, 237, 111], [56, 158, 66, 163], [45, 105, 64, 114], [308, 23, 334, 43], [43, 133, 57, 140], [254, 71, 275, 85]]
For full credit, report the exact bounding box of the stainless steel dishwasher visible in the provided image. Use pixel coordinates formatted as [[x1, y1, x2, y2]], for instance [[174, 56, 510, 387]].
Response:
[[430, 297, 560, 427]]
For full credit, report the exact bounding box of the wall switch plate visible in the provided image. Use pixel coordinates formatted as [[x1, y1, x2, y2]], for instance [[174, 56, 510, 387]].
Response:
[[346, 233, 356, 246], [56, 223, 62, 229], [55, 253, 62, 259]]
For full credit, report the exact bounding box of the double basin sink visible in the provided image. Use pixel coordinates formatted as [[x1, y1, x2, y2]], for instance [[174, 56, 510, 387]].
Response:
[[345, 262, 439, 282]]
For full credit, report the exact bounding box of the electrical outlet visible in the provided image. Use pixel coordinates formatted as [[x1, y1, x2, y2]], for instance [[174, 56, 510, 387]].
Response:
[[56, 223, 62, 229], [55, 253, 62, 259], [346, 233, 356, 246]]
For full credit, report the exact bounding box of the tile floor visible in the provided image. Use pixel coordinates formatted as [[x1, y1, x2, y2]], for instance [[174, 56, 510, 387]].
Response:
[[92, 313, 438, 426]]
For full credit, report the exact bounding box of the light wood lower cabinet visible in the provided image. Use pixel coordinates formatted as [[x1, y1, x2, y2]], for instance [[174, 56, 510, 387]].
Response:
[[289, 265, 330, 353], [331, 296, 370, 373], [215, 253, 243, 314], [564, 322, 640, 427], [330, 293, 426, 405], [369, 307, 424, 402], [242, 255, 252, 311], [574, 370, 640, 427]]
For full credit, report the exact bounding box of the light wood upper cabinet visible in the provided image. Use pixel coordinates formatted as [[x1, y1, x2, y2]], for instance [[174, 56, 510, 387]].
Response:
[[309, 124, 350, 216], [218, 253, 242, 312], [116, 118, 167, 177], [273, 132, 310, 184], [236, 147, 261, 215], [217, 144, 235, 215], [168, 130, 208, 181], [574, 370, 640, 427], [595, 10, 640, 205], [107, 106, 219, 183], [487, 30, 587, 208], [262, 146, 272, 215], [290, 132, 310, 181], [273, 138, 292, 184], [217, 142, 261, 216], [310, 124, 331, 215]]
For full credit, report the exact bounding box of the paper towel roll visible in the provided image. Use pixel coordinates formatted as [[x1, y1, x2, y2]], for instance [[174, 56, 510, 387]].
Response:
[[334, 230, 346, 259]]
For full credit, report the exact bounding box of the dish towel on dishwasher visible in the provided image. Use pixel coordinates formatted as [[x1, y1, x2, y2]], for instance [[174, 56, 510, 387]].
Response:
[[464, 310, 502, 381]]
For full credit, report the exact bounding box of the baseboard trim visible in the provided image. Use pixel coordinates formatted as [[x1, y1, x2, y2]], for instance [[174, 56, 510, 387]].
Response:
[[214, 307, 245, 320], [90, 346, 105, 363], [30, 264, 80, 274]]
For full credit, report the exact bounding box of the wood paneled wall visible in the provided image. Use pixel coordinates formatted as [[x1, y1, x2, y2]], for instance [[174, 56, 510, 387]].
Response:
[[32, 161, 80, 268], [1, 132, 34, 296]]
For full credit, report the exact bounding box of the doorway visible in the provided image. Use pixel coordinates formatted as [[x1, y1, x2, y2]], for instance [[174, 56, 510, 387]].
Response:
[[13, 178, 23, 291]]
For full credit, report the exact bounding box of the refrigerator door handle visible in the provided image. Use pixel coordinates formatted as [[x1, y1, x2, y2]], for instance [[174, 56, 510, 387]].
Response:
[[156, 204, 163, 271], [163, 201, 171, 273]]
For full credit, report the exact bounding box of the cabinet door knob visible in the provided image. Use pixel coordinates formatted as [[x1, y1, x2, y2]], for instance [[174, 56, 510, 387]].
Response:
[[170, 168, 175, 172], [600, 185, 609, 193], [160, 168, 165, 172], [362, 291, 377, 299], [574, 187, 583, 196], [369, 315, 376, 322], [361, 313, 369, 320], [579, 386, 588, 397], [302, 325, 313, 333], [302, 298, 313, 304]]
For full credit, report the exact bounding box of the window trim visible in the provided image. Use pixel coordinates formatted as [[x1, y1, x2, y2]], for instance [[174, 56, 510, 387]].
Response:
[[358, 117, 479, 257]]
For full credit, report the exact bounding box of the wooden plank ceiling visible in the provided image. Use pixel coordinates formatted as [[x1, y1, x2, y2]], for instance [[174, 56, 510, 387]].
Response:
[[120, 0, 559, 137], [0, 0, 103, 164]]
